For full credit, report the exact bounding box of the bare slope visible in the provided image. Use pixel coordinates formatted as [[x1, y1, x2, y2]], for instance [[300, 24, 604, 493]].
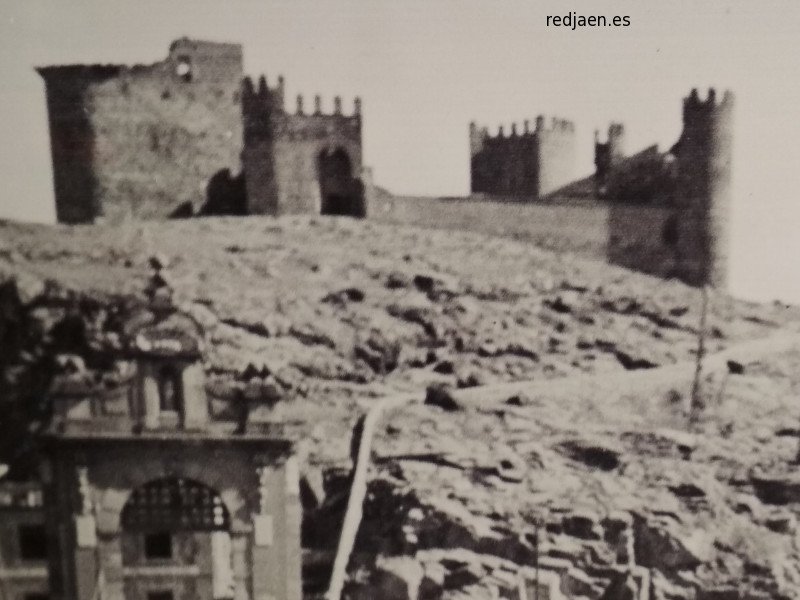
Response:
[[2, 216, 800, 599]]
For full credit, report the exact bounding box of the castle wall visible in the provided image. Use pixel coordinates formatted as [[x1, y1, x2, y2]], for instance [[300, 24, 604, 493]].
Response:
[[39, 39, 245, 224], [607, 204, 677, 278], [371, 195, 609, 256]]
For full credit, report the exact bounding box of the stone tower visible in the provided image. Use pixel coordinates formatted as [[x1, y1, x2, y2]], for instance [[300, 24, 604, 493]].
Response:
[[469, 116, 576, 199], [673, 88, 734, 288], [594, 122, 625, 192]]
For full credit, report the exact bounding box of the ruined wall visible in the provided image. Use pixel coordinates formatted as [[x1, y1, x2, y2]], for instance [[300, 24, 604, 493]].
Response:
[[470, 116, 576, 199], [673, 88, 734, 288], [39, 38, 244, 223], [39, 38, 368, 222]]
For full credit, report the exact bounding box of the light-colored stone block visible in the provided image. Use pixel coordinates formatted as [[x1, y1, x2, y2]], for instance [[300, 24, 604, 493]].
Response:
[[75, 514, 97, 548], [253, 514, 274, 547]]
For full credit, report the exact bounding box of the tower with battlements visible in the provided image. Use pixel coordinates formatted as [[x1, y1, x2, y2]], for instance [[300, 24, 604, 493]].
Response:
[[242, 77, 364, 217], [672, 88, 734, 288], [594, 123, 626, 194], [605, 88, 734, 289], [469, 116, 576, 199]]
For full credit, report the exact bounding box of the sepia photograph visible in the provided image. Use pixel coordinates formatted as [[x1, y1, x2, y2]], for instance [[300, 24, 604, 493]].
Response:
[[1, 1, 800, 599]]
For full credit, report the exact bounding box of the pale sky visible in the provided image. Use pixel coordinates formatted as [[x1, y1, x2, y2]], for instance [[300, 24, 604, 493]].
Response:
[[1, 0, 799, 303]]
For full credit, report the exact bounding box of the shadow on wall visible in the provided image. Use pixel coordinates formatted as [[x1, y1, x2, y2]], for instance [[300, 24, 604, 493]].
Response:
[[38, 67, 122, 223], [170, 169, 247, 218]]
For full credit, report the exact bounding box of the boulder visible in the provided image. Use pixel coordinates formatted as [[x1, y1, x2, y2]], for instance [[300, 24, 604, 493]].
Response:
[[750, 470, 800, 505], [562, 510, 603, 540], [634, 515, 713, 570], [425, 384, 463, 412]]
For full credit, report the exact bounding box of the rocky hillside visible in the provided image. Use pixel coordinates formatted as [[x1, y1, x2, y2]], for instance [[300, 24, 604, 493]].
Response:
[[2, 215, 800, 599]]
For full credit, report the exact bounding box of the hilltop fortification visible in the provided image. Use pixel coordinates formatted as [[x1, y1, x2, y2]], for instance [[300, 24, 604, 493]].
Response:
[[37, 38, 367, 223]]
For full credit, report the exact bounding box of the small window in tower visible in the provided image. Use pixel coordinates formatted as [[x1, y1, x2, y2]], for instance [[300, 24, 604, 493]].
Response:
[[18, 524, 48, 561], [148, 592, 174, 600], [175, 57, 192, 82], [157, 365, 183, 414], [144, 531, 173, 560]]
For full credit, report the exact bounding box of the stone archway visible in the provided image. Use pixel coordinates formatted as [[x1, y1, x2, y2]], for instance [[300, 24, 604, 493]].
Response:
[[317, 147, 363, 217], [120, 477, 234, 600]]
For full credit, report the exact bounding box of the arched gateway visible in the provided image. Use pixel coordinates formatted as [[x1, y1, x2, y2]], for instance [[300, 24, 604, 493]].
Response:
[[318, 147, 364, 217]]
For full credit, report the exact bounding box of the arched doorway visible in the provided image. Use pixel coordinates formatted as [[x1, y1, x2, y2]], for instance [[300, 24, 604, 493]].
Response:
[[317, 148, 363, 217], [120, 477, 234, 600]]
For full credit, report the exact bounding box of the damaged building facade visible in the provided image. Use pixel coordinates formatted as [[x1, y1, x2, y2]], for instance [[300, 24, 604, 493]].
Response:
[[0, 267, 302, 600], [37, 38, 369, 224]]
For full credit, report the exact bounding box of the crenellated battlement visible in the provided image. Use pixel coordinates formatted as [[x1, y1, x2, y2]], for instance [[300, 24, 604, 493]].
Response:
[[596, 122, 624, 144], [683, 87, 734, 111], [682, 88, 734, 131], [291, 93, 361, 118], [538, 115, 575, 133], [471, 114, 574, 144], [242, 74, 285, 113]]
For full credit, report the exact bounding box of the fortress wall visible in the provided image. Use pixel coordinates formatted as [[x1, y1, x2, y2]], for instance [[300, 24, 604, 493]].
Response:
[[371, 196, 679, 282], [607, 204, 677, 278], [370, 195, 609, 256]]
